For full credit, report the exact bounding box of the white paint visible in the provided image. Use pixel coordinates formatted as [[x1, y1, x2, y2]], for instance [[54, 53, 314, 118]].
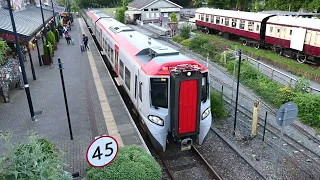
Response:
[[290, 28, 306, 51]]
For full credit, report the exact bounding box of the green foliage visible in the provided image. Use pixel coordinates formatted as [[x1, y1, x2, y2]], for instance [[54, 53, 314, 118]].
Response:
[[172, 36, 184, 43], [170, 12, 178, 23], [47, 30, 56, 45], [43, 41, 53, 56], [0, 132, 72, 180], [122, 0, 128, 10], [293, 93, 320, 127], [180, 24, 192, 39], [180, 39, 191, 47], [294, 77, 310, 94], [277, 86, 297, 105], [71, 0, 80, 12], [115, 7, 126, 23], [58, 21, 63, 28], [189, 36, 209, 51], [210, 89, 228, 119], [0, 39, 9, 65], [86, 145, 162, 180]]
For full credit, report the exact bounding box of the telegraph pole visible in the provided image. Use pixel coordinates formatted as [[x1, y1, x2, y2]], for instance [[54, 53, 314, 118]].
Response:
[[7, 0, 36, 121], [40, 0, 52, 65]]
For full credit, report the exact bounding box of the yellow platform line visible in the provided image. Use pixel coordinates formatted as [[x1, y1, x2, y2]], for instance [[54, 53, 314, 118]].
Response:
[[78, 18, 124, 147]]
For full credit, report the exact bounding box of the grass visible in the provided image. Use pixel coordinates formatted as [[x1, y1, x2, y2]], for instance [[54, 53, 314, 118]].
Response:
[[195, 31, 320, 78], [99, 7, 119, 17]]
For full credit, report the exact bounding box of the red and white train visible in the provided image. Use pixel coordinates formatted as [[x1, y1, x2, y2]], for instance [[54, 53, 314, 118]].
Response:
[[195, 8, 320, 64], [85, 10, 212, 152]]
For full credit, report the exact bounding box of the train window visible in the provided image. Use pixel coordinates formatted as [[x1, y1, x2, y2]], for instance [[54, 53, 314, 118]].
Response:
[[256, 24, 260, 32], [289, 29, 292, 35], [139, 82, 142, 101], [221, 18, 224, 25], [248, 21, 254, 31], [134, 75, 137, 99], [211, 15, 214, 23], [240, 20, 245, 29], [110, 48, 114, 62], [119, 60, 124, 78], [144, 9, 148, 11], [201, 15, 204, 21], [125, 67, 131, 90], [150, 78, 168, 109], [205, 15, 209, 22], [225, 18, 229, 26], [201, 73, 209, 102], [216, 16, 220, 24], [198, 15, 200, 20], [231, 19, 237, 28], [270, 26, 273, 33], [277, 28, 280, 33]]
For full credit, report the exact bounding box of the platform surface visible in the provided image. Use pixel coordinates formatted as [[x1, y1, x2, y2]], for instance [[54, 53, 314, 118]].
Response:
[[0, 17, 148, 179]]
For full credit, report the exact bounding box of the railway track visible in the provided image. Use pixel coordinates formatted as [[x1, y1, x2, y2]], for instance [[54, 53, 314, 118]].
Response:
[[157, 144, 222, 180]]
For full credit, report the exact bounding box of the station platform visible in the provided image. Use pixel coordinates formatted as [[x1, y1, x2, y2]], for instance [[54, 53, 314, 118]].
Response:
[[0, 17, 148, 178]]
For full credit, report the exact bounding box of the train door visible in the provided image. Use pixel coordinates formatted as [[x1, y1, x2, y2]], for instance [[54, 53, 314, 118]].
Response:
[[280, 27, 286, 46], [137, 69, 142, 112], [114, 44, 119, 76]]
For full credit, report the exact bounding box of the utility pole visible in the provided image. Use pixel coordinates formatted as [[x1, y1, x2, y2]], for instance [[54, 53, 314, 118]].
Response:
[[7, 0, 36, 121], [40, 0, 52, 65]]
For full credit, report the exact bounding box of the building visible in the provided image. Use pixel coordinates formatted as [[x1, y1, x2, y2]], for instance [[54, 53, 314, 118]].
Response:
[[126, 0, 182, 23]]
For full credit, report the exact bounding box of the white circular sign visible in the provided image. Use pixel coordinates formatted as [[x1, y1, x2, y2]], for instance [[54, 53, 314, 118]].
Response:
[[86, 136, 119, 168]]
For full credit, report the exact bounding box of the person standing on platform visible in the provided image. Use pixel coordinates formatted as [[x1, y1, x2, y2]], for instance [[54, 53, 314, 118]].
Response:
[[82, 34, 89, 50]]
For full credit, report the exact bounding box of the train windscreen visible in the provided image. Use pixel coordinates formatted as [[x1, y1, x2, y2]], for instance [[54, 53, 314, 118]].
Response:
[[201, 73, 209, 102], [151, 78, 168, 108]]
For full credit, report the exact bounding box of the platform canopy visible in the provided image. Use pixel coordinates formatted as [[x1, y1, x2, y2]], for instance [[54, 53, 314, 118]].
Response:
[[0, 5, 58, 44]]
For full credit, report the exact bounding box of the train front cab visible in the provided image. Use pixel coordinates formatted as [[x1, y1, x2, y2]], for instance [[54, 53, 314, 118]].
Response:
[[145, 65, 211, 152]]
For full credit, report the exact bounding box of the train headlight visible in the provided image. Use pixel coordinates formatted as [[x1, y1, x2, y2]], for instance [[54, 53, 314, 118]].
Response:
[[148, 115, 164, 126], [202, 107, 211, 120]]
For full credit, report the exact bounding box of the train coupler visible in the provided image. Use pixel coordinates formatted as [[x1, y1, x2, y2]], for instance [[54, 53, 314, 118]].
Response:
[[180, 138, 193, 151]]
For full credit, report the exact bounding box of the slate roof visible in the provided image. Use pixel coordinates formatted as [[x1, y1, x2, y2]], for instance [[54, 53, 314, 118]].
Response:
[[128, 0, 182, 10], [0, 5, 56, 42]]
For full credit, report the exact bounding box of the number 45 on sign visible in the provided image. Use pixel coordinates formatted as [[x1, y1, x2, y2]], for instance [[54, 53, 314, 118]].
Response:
[[86, 136, 119, 168]]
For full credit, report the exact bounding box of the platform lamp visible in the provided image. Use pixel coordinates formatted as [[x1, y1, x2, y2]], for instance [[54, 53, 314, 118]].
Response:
[[40, 0, 52, 65], [6, 0, 36, 121]]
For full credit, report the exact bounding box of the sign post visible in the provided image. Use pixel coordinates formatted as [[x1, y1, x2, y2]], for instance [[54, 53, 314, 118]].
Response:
[[86, 136, 119, 168], [274, 102, 298, 179]]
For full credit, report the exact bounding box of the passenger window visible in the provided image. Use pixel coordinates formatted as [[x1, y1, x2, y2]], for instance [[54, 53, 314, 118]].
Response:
[[150, 78, 168, 108], [110, 48, 114, 62], [210, 15, 214, 23], [248, 21, 254, 31], [289, 29, 292, 35], [216, 16, 220, 24], [205, 15, 209, 22], [232, 19, 237, 28], [134, 75, 137, 99], [225, 18, 229, 26], [240, 20, 245, 29], [125, 67, 131, 90], [256, 24, 260, 32], [139, 82, 142, 101], [119, 60, 124, 78], [201, 15, 204, 21]]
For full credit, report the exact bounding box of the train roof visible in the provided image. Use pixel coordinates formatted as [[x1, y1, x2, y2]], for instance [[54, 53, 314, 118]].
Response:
[[195, 7, 274, 22], [268, 15, 320, 30]]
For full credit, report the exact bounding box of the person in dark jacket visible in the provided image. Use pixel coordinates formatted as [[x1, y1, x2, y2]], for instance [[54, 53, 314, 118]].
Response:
[[82, 34, 89, 50]]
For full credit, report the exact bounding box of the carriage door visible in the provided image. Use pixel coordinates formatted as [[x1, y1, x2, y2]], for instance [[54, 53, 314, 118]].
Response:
[[137, 69, 142, 111], [114, 45, 119, 76]]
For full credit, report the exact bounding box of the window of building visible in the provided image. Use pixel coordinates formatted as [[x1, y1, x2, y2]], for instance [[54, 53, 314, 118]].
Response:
[[119, 60, 124, 78], [225, 18, 229, 26], [216, 16, 220, 24], [144, 9, 148, 11], [139, 82, 142, 101], [205, 15, 209, 22], [240, 20, 245, 29], [151, 8, 158, 11], [200, 14, 204, 21], [248, 21, 254, 31], [211, 15, 214, 23], [256, 24, 260, 31], [150, 78, 168, 108], [125, 67, 131, 90], [232, 19, 237, 28]]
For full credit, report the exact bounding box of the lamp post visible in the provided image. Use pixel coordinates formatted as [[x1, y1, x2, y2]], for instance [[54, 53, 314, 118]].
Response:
[[40, 0, 52, 65], [6, 0, 36, 121], [51, 0, 57, 27]]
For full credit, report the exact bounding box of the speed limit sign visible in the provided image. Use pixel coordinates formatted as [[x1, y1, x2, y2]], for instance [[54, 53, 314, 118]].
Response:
[[86, 136, 119, 168]]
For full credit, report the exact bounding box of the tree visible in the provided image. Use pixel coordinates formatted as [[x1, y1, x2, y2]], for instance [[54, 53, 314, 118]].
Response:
[[170, 12, 178, 22], [308, 0, 320, 12], [116, 7, 126, 23], [208, 0, 229, 9], [122, 0, 128, 10], [192, 0, 204, 7]]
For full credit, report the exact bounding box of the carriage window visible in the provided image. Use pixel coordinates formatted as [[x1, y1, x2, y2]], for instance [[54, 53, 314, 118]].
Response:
[[205, 15, 209, 22], [201, 73, 209, 102], [277, 28, 280, 33], [221, 18, 224, 25], [201, 15, 204, 21], [289, 29, 292, 35], [270, 26, 273, 33], [248, 21, 254, 31], [216, 16, 220, 24], [150, 78, 168, 108], [232, 19, 237, 28], [240, 20, 245, 29], [256, 24, 260, 31], [139, 82, 142, 101], [125, 67, 131, 90], [110, 48, 114, 62], [211, 15, 214, 23], [119, 60, 124, 78], [225, 18, 229, 26]]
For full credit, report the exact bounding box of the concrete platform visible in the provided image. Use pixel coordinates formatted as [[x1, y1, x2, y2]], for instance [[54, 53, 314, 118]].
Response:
[[0, 17, 148, 179]]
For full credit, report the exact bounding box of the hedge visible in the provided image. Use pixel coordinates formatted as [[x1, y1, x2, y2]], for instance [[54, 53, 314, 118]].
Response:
[[43, 41, 53, 56], [86, 145, 162, 180]]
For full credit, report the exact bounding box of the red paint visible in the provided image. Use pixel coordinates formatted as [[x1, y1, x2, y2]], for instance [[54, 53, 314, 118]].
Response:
[[0, 32, 24, 43], [196, 20, 261, 41], [142, 59, 208, 76], [178, 80, 198, 134]]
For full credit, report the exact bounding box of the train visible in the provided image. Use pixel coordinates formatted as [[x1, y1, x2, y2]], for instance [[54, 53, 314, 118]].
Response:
[[195, 8, 320, 65], [84, 10, 212, 152]]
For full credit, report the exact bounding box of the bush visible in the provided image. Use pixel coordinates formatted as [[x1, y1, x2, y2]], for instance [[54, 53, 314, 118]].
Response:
[[294, 77, 310, 93], [293, 93, 320, 127], [180, 39, 191, 47], [179, 24, 191, 39], [170, 12, 178, 22], [276, 86, 297, 106], [86, 145, 161, 180], [116, 7, 126, 24], [172, 36, 184, 43], [189, 36, 209, 52], [58, 21, 63, 28], [0, 132, 72, 180], [0, 39, 9, 65], [210, 89, 228, 119], [43, 41, 53, 56], [47, 30, 56, 45]]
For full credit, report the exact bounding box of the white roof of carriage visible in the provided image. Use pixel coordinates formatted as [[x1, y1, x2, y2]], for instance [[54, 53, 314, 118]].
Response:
[[195, 8, 273, 22], [268, 15, 320, 30]]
